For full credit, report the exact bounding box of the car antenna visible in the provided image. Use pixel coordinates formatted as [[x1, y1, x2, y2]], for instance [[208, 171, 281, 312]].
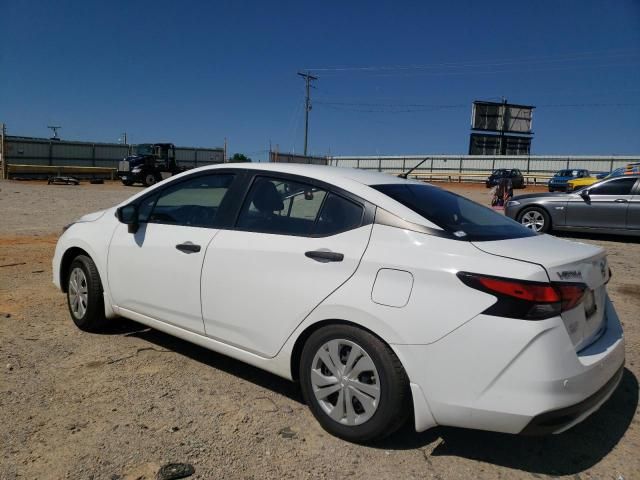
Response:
[[399, 157, 429, 179]]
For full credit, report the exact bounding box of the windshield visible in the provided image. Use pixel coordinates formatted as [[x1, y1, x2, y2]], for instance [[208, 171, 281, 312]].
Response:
[[606, 167, 626, 179], [134, 144, 154, 156], [372, 183, 536, 242], [555, 169, 576, 177], [492, 169, 508, 176]]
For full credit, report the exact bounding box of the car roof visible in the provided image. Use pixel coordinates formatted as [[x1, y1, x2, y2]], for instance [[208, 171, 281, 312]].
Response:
[[199, 162, 414, 186], [123, 162, 440, 227]]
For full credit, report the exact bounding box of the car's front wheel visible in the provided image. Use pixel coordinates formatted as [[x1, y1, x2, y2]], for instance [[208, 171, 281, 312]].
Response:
[[518, 206, 551, 233], [66, 255, 107, 332], [299, 324, 410, 443]]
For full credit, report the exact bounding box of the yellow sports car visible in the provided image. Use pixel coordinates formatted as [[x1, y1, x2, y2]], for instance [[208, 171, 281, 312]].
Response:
[[567, 163, 640, 191]]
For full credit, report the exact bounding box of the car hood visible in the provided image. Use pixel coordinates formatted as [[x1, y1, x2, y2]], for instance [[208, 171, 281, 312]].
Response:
[[550, 176, 575, 182]]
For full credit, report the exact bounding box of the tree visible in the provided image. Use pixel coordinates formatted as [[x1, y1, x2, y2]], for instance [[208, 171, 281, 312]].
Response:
[[228, 153, 251, 163]]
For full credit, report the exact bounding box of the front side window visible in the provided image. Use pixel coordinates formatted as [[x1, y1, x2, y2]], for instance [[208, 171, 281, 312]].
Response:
[[589, 177, 637, 196], [372, 183, 535, 241], [147, 173, 235, 227]]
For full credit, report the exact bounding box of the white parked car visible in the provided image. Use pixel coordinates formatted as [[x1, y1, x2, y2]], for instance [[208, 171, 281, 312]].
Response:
[[53, 164, 625, 442]]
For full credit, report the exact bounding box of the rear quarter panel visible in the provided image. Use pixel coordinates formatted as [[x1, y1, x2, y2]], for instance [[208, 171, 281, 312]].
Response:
[[289, 225, 549, 347]]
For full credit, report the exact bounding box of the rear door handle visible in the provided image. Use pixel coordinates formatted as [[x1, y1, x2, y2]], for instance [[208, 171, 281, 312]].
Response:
[[305, 250, 344, 263], [615, 199, 628, 203], [176, 242, 201, 253]]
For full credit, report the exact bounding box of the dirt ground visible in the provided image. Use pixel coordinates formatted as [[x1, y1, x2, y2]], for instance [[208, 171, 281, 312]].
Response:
[[1, 179, 639, 480]]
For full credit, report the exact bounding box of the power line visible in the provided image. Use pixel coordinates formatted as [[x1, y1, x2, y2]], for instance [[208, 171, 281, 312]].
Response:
[[305, 48, 640, 73], [314, 101, 640, 114]]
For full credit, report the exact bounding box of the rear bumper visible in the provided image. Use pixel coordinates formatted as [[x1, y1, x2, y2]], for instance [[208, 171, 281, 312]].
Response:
[[520, 364, 623, 435], [393, 295, 625, 434]]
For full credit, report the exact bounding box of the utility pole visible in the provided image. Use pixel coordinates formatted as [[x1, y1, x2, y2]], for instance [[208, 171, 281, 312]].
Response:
[[297, 71, 318, 156], [1, 123, 6, 180], [47, 125, 62, 140], [223, 137, 228, 162], [499, 97, 507, 156]]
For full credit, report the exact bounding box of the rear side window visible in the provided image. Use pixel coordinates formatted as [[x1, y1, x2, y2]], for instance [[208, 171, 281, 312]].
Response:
[[372, 183, 536, 241], [589, 177, 637, 196], [236, 176, 365, 236], [237, 177, 327, 236], [147, 173, 235, 227], [314, 193, 364, 236]]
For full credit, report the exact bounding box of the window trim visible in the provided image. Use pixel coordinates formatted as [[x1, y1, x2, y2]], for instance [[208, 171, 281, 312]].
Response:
[[230, 171, 374, 238], [588, 176, 639, 196]]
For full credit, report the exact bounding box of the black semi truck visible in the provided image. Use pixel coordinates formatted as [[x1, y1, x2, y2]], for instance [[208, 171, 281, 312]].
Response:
[[117, 143, 189, 186]]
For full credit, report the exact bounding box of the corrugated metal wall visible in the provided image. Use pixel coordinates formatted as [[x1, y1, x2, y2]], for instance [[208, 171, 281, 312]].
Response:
[[5, 136, 224, 169]]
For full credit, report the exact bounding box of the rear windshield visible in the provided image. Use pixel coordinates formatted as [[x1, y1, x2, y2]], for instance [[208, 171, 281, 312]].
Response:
[[372, 184, 536, 242]]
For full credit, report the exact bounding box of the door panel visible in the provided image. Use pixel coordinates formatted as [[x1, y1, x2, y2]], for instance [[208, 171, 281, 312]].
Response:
[[628, 195, 640, 230], [108, 172, 237, 333], [109, 223, 217, 333], [565, 178, 637, 229], [200, 225, 372, 357], [565, 196, 629, 229]]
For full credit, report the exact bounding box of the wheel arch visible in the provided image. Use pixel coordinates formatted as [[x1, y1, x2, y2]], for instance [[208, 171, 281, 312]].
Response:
[[289, 318, 401, 383], [59, 247, 92, 292]]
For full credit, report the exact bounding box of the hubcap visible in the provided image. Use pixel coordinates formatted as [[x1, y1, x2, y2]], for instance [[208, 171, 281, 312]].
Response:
[[68, 267, 89, 319], [310, 339, 380, 426], [521, 210, 545, 232]]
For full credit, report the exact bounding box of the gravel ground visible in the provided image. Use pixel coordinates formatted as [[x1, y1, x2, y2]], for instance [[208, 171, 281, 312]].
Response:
[[1, 179, 639, 480]]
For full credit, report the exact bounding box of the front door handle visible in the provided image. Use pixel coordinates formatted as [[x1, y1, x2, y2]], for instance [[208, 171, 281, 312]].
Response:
[[614, 198, 628, 203], [305, 250, 344, 263], [176, 242, 201, 253]]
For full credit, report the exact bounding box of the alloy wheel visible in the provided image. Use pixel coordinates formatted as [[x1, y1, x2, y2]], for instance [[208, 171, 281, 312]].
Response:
[[521, 210, 545, 232]]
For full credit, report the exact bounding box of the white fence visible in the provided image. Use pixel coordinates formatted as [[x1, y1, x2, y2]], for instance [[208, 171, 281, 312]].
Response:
[[328, 155, 640, 175]]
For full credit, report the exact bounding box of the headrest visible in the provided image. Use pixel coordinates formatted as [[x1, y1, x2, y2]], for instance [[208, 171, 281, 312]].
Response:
[[252, 180, 284, 213]]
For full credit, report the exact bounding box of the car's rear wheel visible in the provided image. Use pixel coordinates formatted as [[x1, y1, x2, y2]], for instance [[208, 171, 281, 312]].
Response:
[[518, 206, 551, 233], [299, 324, 410, 443], [66, 255, 107, 332]]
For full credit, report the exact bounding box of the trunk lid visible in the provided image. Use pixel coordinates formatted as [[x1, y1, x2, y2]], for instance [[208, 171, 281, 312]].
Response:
[[473, 235, 610, 351]]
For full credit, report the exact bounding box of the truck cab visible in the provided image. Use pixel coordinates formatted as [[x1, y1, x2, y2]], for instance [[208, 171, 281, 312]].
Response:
[[117, 143, 183, 186]]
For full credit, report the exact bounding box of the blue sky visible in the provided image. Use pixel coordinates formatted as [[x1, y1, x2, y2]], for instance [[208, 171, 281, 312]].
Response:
[[1, 0, 639, 160]]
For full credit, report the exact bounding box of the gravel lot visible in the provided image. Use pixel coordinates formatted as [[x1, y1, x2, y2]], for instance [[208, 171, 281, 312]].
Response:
[[1, 179, 638, 480]]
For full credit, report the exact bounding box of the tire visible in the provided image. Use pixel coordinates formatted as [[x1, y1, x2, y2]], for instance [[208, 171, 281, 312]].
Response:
[[299, 324, 410, 443], [518, 206, 551, 234], [66, 255, 107, 332], [122, 179, 134, 186], [548, 187, 554, 192], [143, 173, 158, 187]]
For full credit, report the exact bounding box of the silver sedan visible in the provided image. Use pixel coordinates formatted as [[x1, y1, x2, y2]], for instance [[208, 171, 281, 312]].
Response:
[[505, 174, 640, 235]]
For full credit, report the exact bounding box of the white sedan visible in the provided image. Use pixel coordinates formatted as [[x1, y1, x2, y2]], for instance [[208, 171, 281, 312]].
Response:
[[53, 163, 625, 442]]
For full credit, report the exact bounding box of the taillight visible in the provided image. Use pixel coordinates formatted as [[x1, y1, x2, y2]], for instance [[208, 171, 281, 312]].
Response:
[[555, 284, 586, 311], [457, 272, 586, 320]]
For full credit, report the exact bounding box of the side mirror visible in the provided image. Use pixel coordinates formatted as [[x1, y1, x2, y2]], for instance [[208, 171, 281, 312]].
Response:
[[116, 204, 139, 233], [580, 189, 590, 201]]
